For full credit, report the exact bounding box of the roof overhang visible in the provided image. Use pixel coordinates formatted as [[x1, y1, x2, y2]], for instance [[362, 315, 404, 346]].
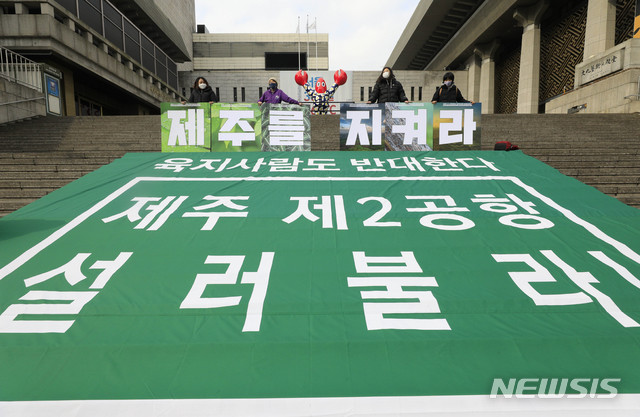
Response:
[[108, 0, 191, 62], [387, 0, 544, 71]]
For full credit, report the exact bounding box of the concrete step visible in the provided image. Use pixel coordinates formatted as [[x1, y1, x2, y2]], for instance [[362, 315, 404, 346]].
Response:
[[0, 113, 639, 218]]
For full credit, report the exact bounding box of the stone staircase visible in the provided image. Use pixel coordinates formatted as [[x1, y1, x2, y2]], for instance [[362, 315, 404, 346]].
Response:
[[480, 114, 640, 208], [0, 113, 639, 217], [0, 116, 160, 217]]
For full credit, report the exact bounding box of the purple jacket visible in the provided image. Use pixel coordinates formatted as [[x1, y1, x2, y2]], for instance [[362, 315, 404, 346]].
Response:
[[258, 88, 299, 105]]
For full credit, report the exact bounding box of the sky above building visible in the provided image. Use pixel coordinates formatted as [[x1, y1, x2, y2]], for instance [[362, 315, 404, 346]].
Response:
[[194, 0, 420, 72]]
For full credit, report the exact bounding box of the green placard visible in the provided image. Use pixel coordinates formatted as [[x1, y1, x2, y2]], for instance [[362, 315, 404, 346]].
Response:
[[260, 103, 311, 152], [211, 103, 262, 152], [433, 102, 482, 150], [160, 102, 211, 152], [1, 151, 639, 415], [385, 102, 434, 151]]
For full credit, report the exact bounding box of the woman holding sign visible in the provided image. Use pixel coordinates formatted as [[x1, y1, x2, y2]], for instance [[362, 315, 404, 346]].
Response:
[[181, 77, 218, 104], [431, 72, 473, 104], [258, 78, 300, 105], [367, 67, 409, 104]]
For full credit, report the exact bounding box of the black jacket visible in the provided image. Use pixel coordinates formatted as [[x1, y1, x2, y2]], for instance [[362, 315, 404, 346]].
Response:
[[188, 85, 218, 103], [431, 83, 469, 103], [369, 78, 408, 103]]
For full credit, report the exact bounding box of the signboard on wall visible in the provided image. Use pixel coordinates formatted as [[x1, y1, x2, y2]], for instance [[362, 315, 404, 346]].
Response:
[[44, 74, 61, 116]]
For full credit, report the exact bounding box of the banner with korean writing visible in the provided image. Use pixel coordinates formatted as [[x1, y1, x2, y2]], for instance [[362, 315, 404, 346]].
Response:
[[210, 103, 262, 152], [1, 151, 640, 416], [433, 102, 481, 150], [161, 102, 211, 152], [260, 103, 311, 152], [386, 102, 434, 151], [339, 103, 386, 151], [340, 103, 481, 151]]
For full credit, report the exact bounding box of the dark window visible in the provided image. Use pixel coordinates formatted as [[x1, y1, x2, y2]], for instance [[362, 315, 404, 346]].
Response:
[[265, 52, 306, 70], [419, 86, 422, 101], [155, 46, 167, 82], [102, 2, 122, 48], [102, 1, 120, 27], [78, 0, 102, 34], [216, 87, 220, 100], [259, 87, 263, 98], [360, 86, 364, 101], [411, 86, 415, 101], [124, 20, 140, 62], [104, 21, 123, 49], [241, 87, 245, 102], [57, 0, 77, 15], [141, 35, 155, 73], [368, 86, 372, 97], [233, 87, 237, 102]]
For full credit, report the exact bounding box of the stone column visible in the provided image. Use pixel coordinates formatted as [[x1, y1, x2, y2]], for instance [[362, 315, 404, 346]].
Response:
[[583, 0, 616, 60], [474, 40, 500, 114], [40, 3, 55, 17], [514, 1, 548, 114], [465, 54, 481, 103]]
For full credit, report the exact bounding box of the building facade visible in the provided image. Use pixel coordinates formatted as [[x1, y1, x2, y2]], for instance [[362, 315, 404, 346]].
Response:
[[179, 28, 468, 108], [387, 0, 639, 114], [0, 0, 195, 116], [179, 31, 330, 104]]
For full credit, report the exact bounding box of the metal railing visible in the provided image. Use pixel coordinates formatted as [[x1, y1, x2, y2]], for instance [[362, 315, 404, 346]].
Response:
[[56, 0, 179, 90], [0, 46, 43, 92]]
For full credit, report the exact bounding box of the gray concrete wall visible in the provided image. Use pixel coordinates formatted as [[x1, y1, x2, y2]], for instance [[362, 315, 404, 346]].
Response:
[[0, 12, 179, 108], [545, 68, 640, 113], [0, 78, 46, 124], [179, 69, 469, 104], [155, 0, 195, 72]]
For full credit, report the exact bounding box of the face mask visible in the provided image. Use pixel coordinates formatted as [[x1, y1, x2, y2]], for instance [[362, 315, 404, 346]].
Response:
[[444, 80, 452, 87], [269, 83, 277, 90], [198, 83, 207, 89], [382, 71, 390, 79]]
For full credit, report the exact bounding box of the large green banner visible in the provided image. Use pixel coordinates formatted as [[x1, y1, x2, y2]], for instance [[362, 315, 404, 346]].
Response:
[[1, 151, 639, 416]]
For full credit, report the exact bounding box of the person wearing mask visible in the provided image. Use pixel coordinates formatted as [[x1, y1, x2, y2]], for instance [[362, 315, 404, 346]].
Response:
[[181, 77, 218, 104], [367, 67, 409, 104], [258, 78, 299, 105], [431, 72, 473, 104]]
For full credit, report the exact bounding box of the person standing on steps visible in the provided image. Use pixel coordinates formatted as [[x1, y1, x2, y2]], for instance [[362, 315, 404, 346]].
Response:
[[367, 67, 409, 104], [431, 72, 473, 104], [181, 77, 218, 104], [258, 78, 300, 105]]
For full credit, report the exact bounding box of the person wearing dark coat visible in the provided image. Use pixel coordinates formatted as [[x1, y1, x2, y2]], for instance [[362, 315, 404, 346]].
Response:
[[367, 67, 409, 104], [431, 72, 473, 104], [182, 77, 218, 104]]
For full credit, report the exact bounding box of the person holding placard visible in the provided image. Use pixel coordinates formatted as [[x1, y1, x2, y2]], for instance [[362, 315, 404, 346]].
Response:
[[431, 72, 473, 104], [258, 78, 299, 105], [367, 67, 409, 104], [181, 77, 218, 104]]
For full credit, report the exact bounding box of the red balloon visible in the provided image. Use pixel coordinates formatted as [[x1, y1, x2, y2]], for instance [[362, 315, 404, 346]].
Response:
[[334, 69, 347, 86], [295, 70, 308, 86]]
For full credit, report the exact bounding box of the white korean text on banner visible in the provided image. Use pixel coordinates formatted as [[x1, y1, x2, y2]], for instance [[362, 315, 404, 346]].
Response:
[[340, 102, 481, 151], [261, 103, 311, 151]]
